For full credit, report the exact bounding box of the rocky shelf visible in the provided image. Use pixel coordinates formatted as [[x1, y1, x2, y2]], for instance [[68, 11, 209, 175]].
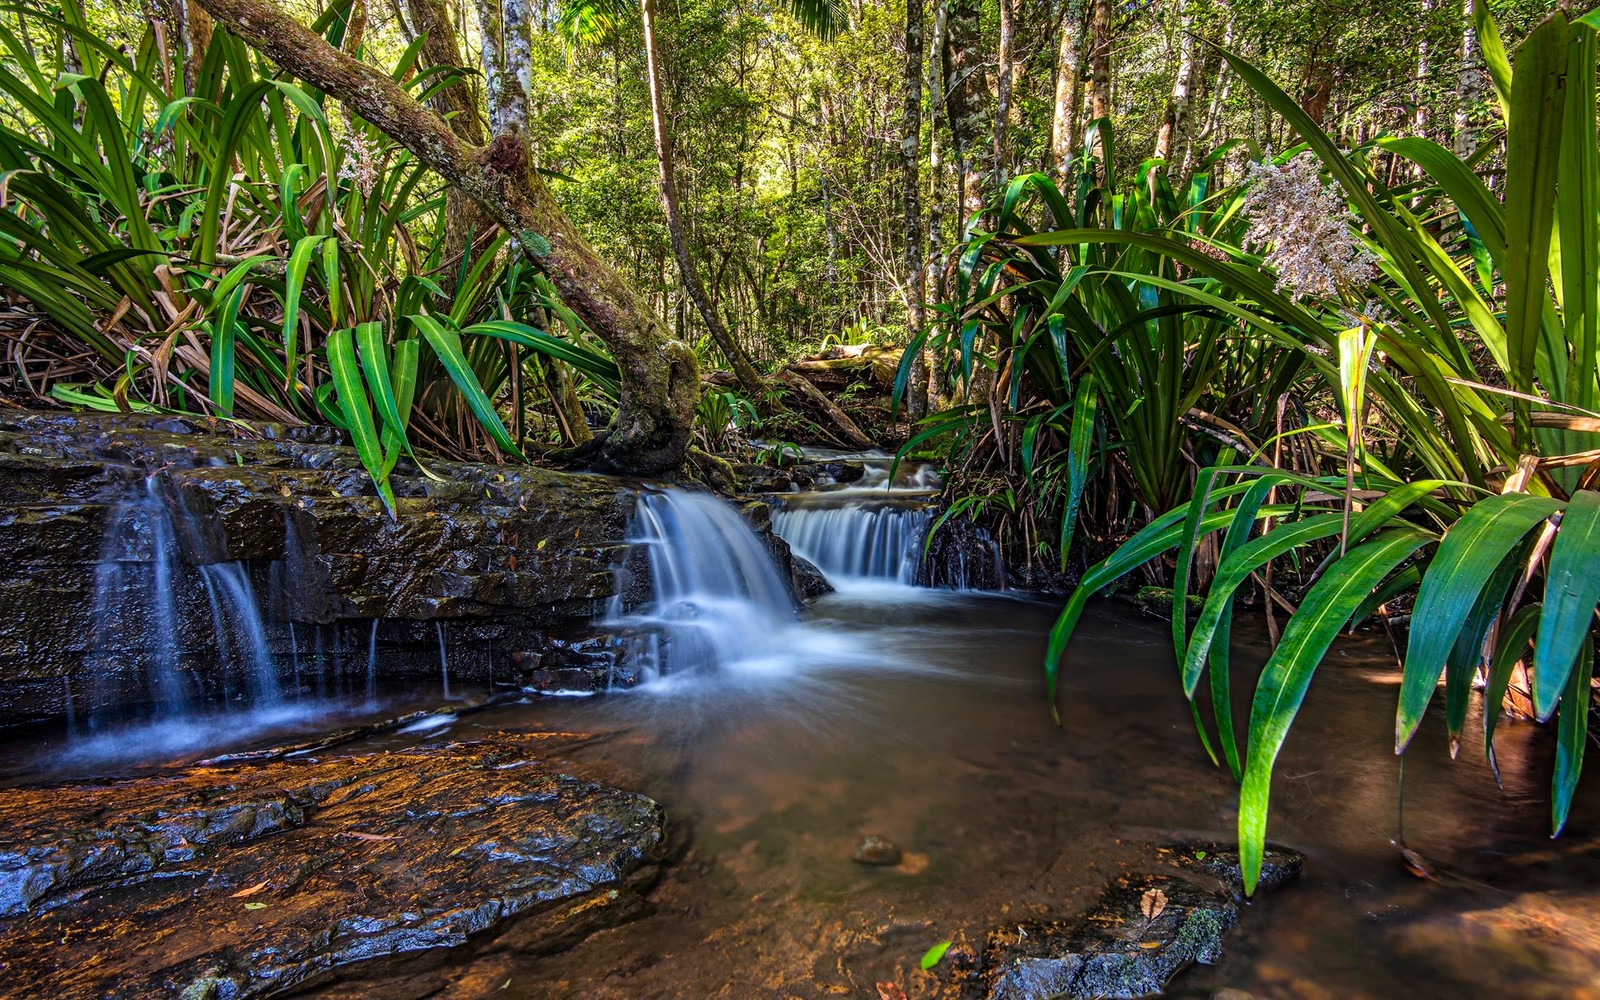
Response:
[[0, 734, 665, 998]]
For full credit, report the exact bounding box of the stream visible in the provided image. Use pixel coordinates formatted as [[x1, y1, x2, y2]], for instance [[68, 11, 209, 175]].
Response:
[[5, 454, 1600, 998]]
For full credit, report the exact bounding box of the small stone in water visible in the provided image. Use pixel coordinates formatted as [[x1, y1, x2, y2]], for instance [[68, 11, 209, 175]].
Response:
[[852, 835, 903, 866]]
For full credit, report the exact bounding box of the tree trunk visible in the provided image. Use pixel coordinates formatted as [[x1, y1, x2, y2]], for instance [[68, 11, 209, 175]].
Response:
[[342, 0, 367, 55], [176, 0, 213, 96], [1153, 0, 1194, 168], [1085, 0, 1112, 164], [1454, 0, 1482, 156], [640, 0, 765, 395], [993, 0, 1014, 185], [1049, 2, 1087, 179], [943, 0, 987, 231], [901, 0, 925, 330], [902, 0, 929, 419], [924, 0, 947, 293], [196, 0, 697, 474]]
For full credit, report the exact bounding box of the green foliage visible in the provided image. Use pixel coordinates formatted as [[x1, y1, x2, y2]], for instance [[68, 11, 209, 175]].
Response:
[[0, 3, 618, 509], [1044, 4, 1600, 896]]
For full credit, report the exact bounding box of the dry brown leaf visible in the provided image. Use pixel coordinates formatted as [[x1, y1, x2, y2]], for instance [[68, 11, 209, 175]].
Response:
[[1140, 887, 1168, 922], [875, 983, 908, 1000], [229, 881, 269, 898]]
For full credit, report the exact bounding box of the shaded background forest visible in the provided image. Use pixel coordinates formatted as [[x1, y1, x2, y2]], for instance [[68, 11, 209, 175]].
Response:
[[28, 0, 1564, 365]]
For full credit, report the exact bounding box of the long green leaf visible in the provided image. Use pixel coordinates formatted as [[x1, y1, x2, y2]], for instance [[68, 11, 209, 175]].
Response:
[[328, 326, 396, 515], [1399, 493, 1561, 748], [1239, 526, 1433, 895], [1534, 489, 1600, 719], [411, 313, 527, 462], [1553, 635, 1593, 834]]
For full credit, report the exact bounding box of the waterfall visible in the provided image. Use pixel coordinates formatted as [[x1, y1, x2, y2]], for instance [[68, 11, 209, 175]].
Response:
[[771, 503, 930, 584], [609, 489, 800, 678], [84, 475, 280, 726], [87, 476, 194, 721], [366, 619, 379, 706], [436, 622, 454, 700]]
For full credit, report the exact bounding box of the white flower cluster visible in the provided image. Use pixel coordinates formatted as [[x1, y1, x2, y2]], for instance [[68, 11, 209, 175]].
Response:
[[1241, 153, 1376, 301], [338, 131, 381, 197]]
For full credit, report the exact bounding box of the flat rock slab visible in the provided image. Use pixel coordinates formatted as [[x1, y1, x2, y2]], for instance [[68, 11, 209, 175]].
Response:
[[982, 845, 1303, 999], [0, 735, 664, 998]]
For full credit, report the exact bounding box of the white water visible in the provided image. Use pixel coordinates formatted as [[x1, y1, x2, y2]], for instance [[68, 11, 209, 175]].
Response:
[[84, 475, 280, 729], [770, 451, 939, 587], [771, 503, 929, 584], [366, 619, 380, 706], [607, 489, 896, 692]]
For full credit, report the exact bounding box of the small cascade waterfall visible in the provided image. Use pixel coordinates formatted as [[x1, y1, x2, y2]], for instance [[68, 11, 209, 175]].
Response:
[[770, 503, 930, 583], [437, 622, 455, 700], [366, 619, 380, 706], [89, 477, 192, 716], [770, 451, 940, 587], [609, 489, 800, 678], [84, 475, 281, 726]]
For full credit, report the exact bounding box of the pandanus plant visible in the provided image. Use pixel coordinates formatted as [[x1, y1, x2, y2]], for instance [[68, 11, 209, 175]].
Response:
[[0, 0, 618, 514], [1045, 1, 1600, 894]]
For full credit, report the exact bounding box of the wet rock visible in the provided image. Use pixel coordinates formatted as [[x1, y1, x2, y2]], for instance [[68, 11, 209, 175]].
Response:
[[0, 412, 806, 724], [853, 835, 904, 866], [0, 735, 664, 998], [514, 635, 640, 694], [980, 846, 1303, 999], [730, 459, 866, 495], [789, 552, 832, 601]]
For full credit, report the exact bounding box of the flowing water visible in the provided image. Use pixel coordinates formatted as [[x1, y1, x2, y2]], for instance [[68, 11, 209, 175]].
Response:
[[322, 588, 1600, 999], [17, 483, 1600, 997], [771, 451, 939, 586], [84, 475, 281, 728]]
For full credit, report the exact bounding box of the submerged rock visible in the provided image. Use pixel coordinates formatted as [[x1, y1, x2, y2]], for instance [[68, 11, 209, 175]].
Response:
[[980, 845, 1303, 999], [852, 835, 904, 867], [0, 735, 664, 998]]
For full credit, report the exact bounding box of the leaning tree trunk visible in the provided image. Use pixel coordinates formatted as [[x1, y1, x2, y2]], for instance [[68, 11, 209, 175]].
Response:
[[195, 0, 697, 475], [640, 0, 765, 396]]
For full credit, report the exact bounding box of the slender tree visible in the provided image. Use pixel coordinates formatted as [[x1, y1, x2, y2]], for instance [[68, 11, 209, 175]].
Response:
[[1049, 2, 1087, 178], [1153, 0, 1195, 168], [1084, 0, 1112, 165], [902, 0, 930, 417], [640, 0, 766, 394], [943, 0, 986, 230]]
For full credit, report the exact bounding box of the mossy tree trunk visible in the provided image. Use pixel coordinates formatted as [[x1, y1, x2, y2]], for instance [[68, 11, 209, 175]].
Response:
[[196, 0, 697, 475]]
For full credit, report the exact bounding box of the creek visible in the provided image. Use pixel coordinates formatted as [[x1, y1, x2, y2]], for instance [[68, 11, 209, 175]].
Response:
[[3, 452, 1599, 999]]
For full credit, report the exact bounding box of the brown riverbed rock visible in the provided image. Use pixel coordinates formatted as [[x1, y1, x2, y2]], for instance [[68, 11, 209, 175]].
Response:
[[0, 734, 664, 998]]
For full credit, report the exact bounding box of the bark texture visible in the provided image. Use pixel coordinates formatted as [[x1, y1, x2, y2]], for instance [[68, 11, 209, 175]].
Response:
[[195, 0, 697, 475], [1153, 0, 1194, 167], [1050, 3, 1087, 178], [902, 0, 928, 418], [1087, 0, 1112, 122]]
